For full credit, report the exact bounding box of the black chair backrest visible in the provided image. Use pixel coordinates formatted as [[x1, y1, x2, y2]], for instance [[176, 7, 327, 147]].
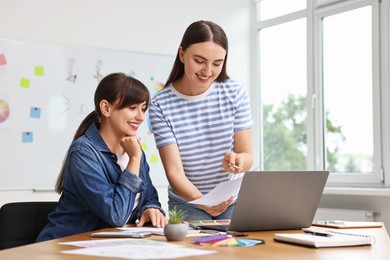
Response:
[[0, 201, 58, 250]]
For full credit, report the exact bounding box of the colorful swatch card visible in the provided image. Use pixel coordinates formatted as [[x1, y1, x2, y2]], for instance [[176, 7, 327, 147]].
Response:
[[193, 235, 264, 247]]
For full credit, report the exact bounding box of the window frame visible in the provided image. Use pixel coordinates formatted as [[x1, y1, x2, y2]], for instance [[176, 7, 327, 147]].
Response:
[[254, 0, 390, 188]]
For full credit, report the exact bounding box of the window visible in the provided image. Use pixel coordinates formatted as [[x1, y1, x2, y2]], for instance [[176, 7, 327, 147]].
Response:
[[256, 0, 389, 188], [257, 0, 306, 21], [259, 18, 308, 170], [322, 6, 374, 173]]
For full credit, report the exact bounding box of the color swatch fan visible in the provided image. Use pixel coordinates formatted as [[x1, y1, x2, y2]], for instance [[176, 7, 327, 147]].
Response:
[[0, 99, 10, 123]]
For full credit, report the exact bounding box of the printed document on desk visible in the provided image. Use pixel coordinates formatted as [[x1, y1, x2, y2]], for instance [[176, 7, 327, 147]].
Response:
[[60, 238, 216, 259], [188, 177, 243, 206]]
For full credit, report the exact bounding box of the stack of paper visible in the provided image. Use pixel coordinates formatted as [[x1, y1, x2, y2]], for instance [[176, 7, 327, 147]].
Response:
[[193, 234, 264, 247]]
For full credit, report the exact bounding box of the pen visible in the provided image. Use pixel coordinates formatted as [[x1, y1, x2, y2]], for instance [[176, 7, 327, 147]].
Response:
[[304, 231, 332, 237], [200, 230, 226, 235], [184, 222, 201, 230], [228, 163, 243, 171]]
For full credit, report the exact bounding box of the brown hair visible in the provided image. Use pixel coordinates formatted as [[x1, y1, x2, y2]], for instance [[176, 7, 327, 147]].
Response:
[[55, 73, 150, 193], [165, 20, 230, 87]]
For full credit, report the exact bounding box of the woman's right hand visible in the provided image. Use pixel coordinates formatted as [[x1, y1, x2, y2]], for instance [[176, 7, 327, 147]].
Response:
[[196, 196, 233, 217], [120, 136, 143, 176], [120, 136, 142, 159]]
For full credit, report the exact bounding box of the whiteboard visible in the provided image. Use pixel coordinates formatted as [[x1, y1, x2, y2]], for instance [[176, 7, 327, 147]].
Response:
[[0, 38, 173, 189]]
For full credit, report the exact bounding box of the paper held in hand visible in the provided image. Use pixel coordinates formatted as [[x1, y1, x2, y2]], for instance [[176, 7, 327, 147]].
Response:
[[188, 177, 243, 206]]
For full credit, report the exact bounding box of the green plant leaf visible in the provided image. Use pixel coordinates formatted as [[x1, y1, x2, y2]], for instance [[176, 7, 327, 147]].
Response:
[[168, 206, 186, 224]]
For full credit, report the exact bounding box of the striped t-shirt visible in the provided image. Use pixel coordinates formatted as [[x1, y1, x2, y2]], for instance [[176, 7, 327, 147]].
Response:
[[149, 79, 253, 205]]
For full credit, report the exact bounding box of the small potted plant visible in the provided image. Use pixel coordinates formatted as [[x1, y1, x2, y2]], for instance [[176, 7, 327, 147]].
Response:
[[163, 206, 188, 241]]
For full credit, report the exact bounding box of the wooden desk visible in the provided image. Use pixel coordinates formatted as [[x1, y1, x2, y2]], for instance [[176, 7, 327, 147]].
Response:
[[1, 225, 390, 260]]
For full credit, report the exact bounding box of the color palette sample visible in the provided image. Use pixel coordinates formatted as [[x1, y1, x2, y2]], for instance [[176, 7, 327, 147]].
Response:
[[0, 99, 10, 123], [193, 234, 264, 247]]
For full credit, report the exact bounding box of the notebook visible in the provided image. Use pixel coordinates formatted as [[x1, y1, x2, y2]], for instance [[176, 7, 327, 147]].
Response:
[[274, 229, 373, 248], [311, 220, 383, 229], [195, 170, 329, 232]]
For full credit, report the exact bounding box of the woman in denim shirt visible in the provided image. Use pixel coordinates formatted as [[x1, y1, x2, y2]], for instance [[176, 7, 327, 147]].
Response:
[[36, 73, 166, 242]]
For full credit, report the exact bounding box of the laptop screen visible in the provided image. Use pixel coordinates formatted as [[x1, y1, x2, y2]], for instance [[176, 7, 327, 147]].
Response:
[[228, 171, 329, 231], [187, 171, 329, 232]]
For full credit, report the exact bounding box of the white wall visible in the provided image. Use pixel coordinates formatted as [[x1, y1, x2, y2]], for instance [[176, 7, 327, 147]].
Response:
[[2, 0, 390, 230], [0, 0, 254, 214]]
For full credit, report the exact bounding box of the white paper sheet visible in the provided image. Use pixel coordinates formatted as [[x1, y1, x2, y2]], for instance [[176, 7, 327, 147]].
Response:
[[60, 239, 216, 259], [62, 244, 216, 259], [188, 177, 243, 206], [59, 238, 167, 248]]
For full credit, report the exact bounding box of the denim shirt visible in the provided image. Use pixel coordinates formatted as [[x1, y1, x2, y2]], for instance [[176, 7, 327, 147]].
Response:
[[36, 122, 164, 242]]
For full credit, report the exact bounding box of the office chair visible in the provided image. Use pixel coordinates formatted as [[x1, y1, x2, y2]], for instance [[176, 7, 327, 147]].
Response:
[[0, 201, 58, 250]]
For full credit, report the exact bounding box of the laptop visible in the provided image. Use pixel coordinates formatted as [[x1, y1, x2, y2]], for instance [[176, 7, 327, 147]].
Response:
[[195, 170, 329, 232]]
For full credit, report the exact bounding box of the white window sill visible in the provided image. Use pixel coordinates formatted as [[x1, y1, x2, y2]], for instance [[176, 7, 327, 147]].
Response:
[[324, 187, 390, 196]]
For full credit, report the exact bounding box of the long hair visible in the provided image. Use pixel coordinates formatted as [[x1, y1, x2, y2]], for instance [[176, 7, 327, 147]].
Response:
[[165, 20, 230, 87], [55, 73, 150, 193]]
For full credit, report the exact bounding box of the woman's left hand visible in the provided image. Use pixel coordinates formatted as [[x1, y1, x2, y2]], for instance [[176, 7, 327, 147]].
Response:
[[136, 208, 167, 228], [196, 196, 234, 217]]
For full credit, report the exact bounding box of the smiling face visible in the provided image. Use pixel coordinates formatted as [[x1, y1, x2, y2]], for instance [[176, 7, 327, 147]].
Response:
[[102, 100, 147, 138], [115, 101, 147, 137], [177, 41, 226, 95]]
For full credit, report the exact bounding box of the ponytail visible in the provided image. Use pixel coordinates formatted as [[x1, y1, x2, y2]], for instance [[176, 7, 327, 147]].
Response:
[[55, 111, 98, 193]]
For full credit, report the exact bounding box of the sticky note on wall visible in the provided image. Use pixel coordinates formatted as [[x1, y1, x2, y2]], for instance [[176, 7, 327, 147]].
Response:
[[35, 66, 44, 76], [22, 131, 33, 143], [30, 107, 41, 118], [0, 53, 6, 65], [150, 154, 159, 164], [20, 78, 30, 88]]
